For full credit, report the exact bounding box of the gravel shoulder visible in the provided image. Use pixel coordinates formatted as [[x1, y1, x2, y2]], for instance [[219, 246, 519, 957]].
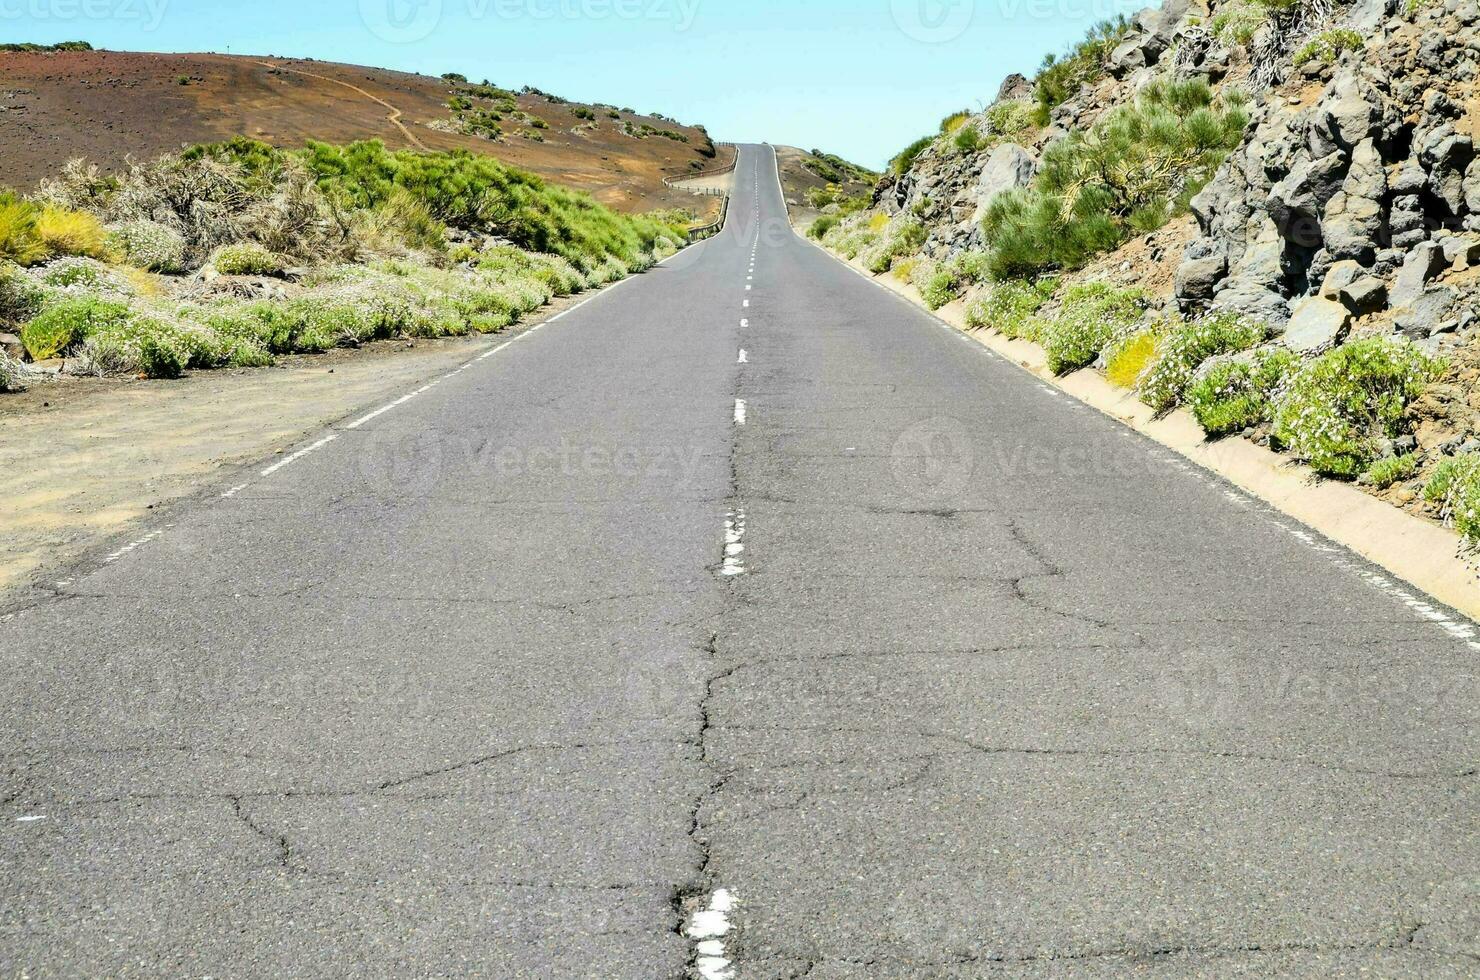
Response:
[[0, 296, 588, 594]]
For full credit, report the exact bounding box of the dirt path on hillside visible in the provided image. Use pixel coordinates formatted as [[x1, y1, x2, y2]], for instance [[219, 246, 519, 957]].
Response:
[[256, 60, 430, 150]]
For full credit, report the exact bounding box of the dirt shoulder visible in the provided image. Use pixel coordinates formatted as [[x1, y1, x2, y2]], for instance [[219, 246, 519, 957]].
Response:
[[0, 292, 587, 595]]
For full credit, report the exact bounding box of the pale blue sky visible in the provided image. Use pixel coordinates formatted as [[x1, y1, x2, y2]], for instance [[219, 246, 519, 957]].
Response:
[[4, 0, 1144, 169]]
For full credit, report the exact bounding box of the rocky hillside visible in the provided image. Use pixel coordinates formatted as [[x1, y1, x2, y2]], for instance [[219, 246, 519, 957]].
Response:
[[816, 0, 1480, 549]]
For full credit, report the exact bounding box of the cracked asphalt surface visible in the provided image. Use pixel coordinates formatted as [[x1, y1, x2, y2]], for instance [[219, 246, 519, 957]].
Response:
[[2, 145, 1478, 977]]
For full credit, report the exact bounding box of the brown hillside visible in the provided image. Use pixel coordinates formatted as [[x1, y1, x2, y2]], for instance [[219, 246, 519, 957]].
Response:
[[0, 49, 730, 213]]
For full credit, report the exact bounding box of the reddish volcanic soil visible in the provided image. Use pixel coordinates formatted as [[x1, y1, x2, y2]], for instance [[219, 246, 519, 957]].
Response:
[[0, 49, 732, 213]]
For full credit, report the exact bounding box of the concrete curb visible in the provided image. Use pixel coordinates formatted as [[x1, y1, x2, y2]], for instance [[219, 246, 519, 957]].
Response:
[[820, 247, 1480, 623]]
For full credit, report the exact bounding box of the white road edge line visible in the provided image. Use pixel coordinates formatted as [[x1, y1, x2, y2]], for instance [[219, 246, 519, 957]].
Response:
[[260, 434, 338, 477], [798, 214, 1480, 655]]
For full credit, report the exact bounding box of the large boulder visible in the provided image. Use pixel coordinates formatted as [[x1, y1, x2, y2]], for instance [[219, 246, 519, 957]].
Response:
[[996, 73, 1032, 102], [1284, 297, 1353, 351], [1339, 276, 1389, 313], [970, 144, 1038, 223]]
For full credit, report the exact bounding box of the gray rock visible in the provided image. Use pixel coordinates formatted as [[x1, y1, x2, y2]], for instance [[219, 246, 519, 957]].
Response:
[[1420, 127, 1475, 215], [1464, 158, 1480, 215], [1214, 279, 1291, 325], [969, 144, 1038, 223], [1175, 238, 1230, 302], [996, 73, 1032, 102], [1441, 235, 1480, 268], [1321, 139, 1386, 260], [1284, 297, 1353, 351], [1315, 70, 1382, 151], [1396, 285, 1459, 337], [1391, 241, 1450, 307], [1391, 163, 1428, 194], [1320, 260, 1365, 298], [1339, 276, 1389, 313], [1267, 152, 1348, 237]]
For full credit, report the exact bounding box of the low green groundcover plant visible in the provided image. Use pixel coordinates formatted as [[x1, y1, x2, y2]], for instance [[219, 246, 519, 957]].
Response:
[[1272, 338, 1440, 479], [1186, 349, 1299, 437], [1424, 455, 1480, 541], [964, 277, 1058, 339], [21, 296, 132, 360], [1041, 283, 1150, 375], [1138, 310, 1268, 413], [212, 242, 284, 277], [1364, 453, 1418, 490]]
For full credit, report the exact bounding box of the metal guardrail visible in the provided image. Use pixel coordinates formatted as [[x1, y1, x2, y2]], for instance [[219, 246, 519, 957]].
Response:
[[663, 143, 739, 188], [685, 192, 729, 243]]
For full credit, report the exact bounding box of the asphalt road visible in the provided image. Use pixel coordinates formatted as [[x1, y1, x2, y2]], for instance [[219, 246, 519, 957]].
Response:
[[2, 145, 1477, 978]]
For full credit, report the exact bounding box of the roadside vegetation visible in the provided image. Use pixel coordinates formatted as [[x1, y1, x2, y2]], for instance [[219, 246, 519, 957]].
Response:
[[982, 79, 1248, 280], [0, 139, 688, 385]]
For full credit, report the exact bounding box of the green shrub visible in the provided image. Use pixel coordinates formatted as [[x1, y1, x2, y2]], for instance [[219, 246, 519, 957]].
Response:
[[35, 206, 106, 259], [1105, 329, 1159, 388], [1033, 17, 1131, 123], [37, 256, 125, 292], [1293, 29, 1363, 66], [0, 262, 46, 325], [808, 214, 841, 239], [984, 79, 1248, 280], [281, 298, 373, 352], [940, 111, 972, 134], [890, 137, 934, 177], [1041, 283, 1150, 375], [212, 242, 285, 277], [1272, 338, 1439, 479], [1186, 349, 1299, 437], [954, 126, 984, 155], [986, 100, 1035, 140], [1423, 455, 1480, 540], [21, 296, 132, 359], [0, 193, 45, 267], [106, 220, 187, 272], [964, 277, 1057, 339], [863, 220, 926, 274], [1364, 453, 1418, 489], [77, 315, 193, 379], [922, 268, 959, 309], [1138, 310, 1268, 413], [1212, 3, 1266, 45], [1425, 455, 1479, 502]]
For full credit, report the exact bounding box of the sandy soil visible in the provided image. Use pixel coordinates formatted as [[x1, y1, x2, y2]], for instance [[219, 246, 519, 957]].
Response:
[[775, 145, 877, 229], [0, 49, 718, 213], [0, 292, 587, 595]]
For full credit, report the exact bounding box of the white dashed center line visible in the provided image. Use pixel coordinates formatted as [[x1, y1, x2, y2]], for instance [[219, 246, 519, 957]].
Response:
[[733, 399, 747, 425], [688, 889, 740, 978]]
